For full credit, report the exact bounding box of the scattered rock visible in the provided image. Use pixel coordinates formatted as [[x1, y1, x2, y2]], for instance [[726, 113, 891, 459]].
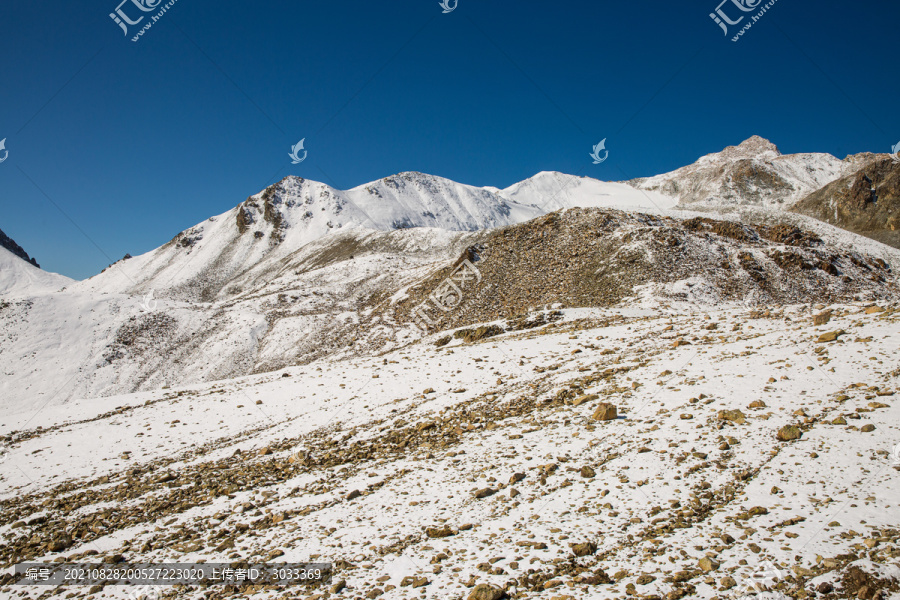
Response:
[[467, 583, 503, 600], [473, 488, 496, 499], [591, 403, 618, 422], [777, 425, 802, 441], [817, 330, 846, 343], [570, 542, 597, 557], [718, 409, 746, 424]]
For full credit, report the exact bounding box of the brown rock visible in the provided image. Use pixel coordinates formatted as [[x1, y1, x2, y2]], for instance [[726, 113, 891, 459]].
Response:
[[776, 425, 802, 441], [467, 584, 503, 600], [425, 525, 455, 538], [817, 330, 846, 343], [571, 394, 599, 406], [473, 488, 496, 499], [718, 409, 746, 424], [591, 403, 618, 422], [698, 557, 719, 572], [570, 542, 597, 557]]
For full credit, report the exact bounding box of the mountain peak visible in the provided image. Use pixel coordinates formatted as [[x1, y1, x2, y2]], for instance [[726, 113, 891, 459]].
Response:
[[0, 227, 40, 268], [726, 135, 781, 157]]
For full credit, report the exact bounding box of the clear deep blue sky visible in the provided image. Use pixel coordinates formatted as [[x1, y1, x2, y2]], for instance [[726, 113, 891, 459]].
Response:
[[1, 0, 898, 279]]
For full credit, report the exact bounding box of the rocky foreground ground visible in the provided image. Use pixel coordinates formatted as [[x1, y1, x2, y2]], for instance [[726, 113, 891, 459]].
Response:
[[1, 301, 899, 600]]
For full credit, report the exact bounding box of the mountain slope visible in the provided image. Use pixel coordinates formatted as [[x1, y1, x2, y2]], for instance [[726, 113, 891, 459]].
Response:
[[73, 174, 543, 303], [630, 136, 847, 209], [0, 245, 72, 298], [791, 157, 900, 249], [1, 300, 899, 600]]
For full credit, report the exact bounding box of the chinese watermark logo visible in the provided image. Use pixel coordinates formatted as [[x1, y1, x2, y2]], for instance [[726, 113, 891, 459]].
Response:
[[140, 289, 158, 312], [710, 0, 777, 42], [130, 585, 161, 600], [289, 139, 307, 165], [891, 141, 900, 165], [891, 442, 900, 466], [590, 139, 608, 164], [439, 0, 458, 13], [412, 257, 482, 331], [0, 445, 8, 464], [0, 138, 8, 164], [110, 0, 180, 42], [734, 561, 787, 599]]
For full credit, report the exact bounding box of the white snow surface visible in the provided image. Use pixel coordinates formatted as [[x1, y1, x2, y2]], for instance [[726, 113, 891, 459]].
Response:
[[0, 247, 72, 298], [1, 303, 899, 600]]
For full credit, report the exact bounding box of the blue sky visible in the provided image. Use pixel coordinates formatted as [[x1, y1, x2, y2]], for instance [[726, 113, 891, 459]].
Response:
[[1, 0, 898, 279]]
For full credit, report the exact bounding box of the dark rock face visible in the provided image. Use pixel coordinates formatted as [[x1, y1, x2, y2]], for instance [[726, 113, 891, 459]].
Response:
[[0, 228, 39, 268], [792, 158, 900, 248]]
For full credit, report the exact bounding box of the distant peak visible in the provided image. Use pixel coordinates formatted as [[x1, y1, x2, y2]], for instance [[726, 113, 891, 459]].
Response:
[[734, 135, 780, 155]]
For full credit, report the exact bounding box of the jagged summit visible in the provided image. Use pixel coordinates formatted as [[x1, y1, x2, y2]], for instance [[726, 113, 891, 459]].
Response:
[[0, 227, 40, 268], [714, 135, 782, 161]]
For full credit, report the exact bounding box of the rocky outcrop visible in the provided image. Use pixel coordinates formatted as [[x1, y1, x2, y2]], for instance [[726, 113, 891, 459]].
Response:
[[791, 157, 900, 248], [0, 228, 39, 268]]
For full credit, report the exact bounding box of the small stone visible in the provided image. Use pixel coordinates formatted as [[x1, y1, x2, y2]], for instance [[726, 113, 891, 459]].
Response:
[[346, 490, 362, 500], [330, 580, 347, 593], [718, 409, 746, 424], [720, 576, 737, 590], [860, 424, 876, 432], [467, 584, 503, 600], [817, 330, 845, 343], [777, 425, 802, 441], [698, 557, 719, 572], [813, 311, 832, 325], [832, 416, 848, 425], [473, 488, 496, 499], [580, 466, 596, 478], [591, 403, 618, 422], [570, 542, 597, 557], [749, 400, 766, 409], [816, 582, 834, 594], [425, 525, 455, 538], [571, 394, 598, 406]]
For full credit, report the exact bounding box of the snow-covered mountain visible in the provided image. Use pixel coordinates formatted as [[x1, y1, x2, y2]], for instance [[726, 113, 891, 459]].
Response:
[[73, 174, 546, 302], [3, 137, 899, 412], [499, 171, 677, 212], [630, 136, 849, 209], [2, 140, 900, 600], [0, 245, 72, 298]]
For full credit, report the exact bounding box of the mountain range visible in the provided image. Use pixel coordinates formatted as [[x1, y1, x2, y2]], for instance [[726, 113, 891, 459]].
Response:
[[0, 136, 897, 412], [2, 136, 900, 600]]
